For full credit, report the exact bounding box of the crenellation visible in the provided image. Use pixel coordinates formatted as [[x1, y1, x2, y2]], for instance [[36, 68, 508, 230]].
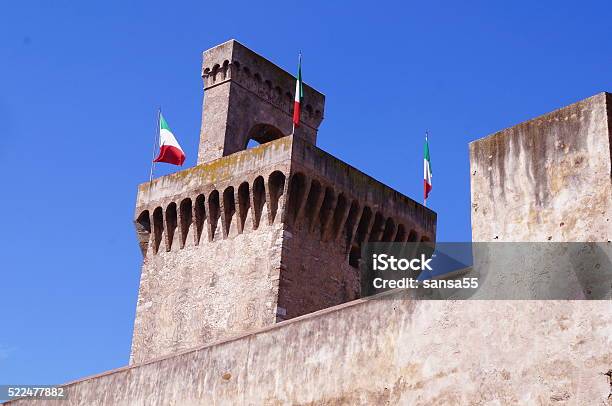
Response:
[[202, 56, 323, 130], [198, 40, 325, 163]]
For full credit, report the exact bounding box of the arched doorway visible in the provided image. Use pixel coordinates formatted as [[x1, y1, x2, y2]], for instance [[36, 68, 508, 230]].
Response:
[[245, 124, 285, 149]]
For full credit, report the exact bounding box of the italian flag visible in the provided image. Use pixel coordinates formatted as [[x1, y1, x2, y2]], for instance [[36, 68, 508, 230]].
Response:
[[424, 132, 432, 203], [292, 53, 303, 128], [154, 113, 185, 166]]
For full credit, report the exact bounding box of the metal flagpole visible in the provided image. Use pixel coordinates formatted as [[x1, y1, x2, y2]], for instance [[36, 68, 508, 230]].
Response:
[[149, 107, 161, 184], [424, 130, 429, 207]]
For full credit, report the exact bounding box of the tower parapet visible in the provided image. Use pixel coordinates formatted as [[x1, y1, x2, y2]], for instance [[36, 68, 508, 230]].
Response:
[[198, 39, 325, 164], [131, 41, 435, 365]]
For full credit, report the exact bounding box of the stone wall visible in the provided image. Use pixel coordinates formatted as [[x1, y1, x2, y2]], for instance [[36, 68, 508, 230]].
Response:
[[130, 224, 285, 365], [470, 92, 611, 242], [468, 92, 612, 300], [6, 292, 611, 405]]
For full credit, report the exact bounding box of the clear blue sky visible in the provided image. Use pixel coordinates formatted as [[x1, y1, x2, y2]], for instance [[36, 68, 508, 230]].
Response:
[[1, 0, 611, 388]]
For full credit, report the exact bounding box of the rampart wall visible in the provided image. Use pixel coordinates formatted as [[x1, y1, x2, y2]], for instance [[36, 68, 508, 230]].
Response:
[[6, 292, 611, 405]]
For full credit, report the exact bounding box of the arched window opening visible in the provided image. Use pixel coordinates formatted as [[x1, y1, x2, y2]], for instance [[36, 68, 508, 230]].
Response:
[[395, 224, 407, 242], [136, 210, 151, 256], [274, 86, 282, 104], [349, 244, 361, 268], [208, 190, 220, 241], [222, 187, 236, 237], [268, 171, 286, 223], [394, 224, 408, 258], [152, 207, 164, 254], [407, 230, 418, 242], [330, 193, 348, 241], [318, 187, 336, 237], [305, 104, 313, 118], [254, 73, 262, 94], [211, 64, 220, 84], [194, 194, 206, 244], [245, 124, 285, 149], [238, 182, 250, 233], [264, 80, 272, 98], [285, 172, 306, 225], [165, 203, 178, 251], [179, 198, 192, 248], [343, 201, 361, 246], [252, 176, 266, 229], [368, 212, 385, 242], [304, 180, 322, 229], [221, 60, 229, 80], [355, 206, 373, 245], [382, 218, 396, 242], [246, 139, 261, 149]]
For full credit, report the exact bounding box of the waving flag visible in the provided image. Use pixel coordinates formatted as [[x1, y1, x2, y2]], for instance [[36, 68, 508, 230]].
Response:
[[154, 113, 185, 166], [424, 132, 432, 204], [292, 53, 303, 129]]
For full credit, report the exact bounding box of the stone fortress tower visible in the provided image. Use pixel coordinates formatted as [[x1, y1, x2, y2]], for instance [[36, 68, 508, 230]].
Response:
[[5, 40, 610, 406], [131, 39, 436, 364]]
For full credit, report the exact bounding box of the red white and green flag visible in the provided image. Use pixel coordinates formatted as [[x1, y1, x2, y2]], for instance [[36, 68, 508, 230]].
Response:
[[292, 53, 303, 128], [154, 113, 185, 166], [424, 132, 432, 204]]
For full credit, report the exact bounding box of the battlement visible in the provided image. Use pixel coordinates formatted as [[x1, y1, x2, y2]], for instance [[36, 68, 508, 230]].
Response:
[[201, 39, 324, 131], [135, 136, 435, 258], [198, 40, 325, 164]]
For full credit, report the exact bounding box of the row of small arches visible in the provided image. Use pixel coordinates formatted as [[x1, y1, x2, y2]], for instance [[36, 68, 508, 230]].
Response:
[[283, 173, 431, 268], [203, 60, 322, 121], [135, 171, 287, 255], [136, 172, 433, 272]]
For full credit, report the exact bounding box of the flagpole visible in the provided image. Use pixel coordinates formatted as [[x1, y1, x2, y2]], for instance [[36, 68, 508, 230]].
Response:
[[424, 130, 429, 207], [149, 107, 161, 184]]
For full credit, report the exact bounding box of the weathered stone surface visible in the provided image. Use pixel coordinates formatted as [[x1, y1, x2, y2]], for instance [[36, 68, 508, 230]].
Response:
[[468, 93, 612, 301], [470, 92, 612, 242], [6, 294, 611, 405]]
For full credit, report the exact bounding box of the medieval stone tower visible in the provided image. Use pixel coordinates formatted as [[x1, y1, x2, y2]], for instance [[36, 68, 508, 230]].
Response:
[[130, 40, 436, 364], [5, 40, 610, 405]]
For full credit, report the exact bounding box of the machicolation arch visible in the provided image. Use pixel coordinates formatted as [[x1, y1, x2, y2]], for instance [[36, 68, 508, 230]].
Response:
[[135, 171, 432, 271]]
